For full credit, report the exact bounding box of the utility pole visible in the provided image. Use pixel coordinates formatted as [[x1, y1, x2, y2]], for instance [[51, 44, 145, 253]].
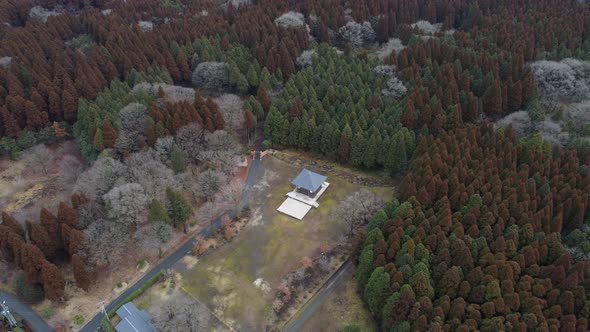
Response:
[[100, 300, 110, 324], [1, 300, 18, 328]]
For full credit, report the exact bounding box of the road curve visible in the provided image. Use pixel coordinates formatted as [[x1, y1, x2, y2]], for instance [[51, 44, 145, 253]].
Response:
[[0, 291, 54, 332], [82, 148, 262, 332], [282, 260, 354, 332]]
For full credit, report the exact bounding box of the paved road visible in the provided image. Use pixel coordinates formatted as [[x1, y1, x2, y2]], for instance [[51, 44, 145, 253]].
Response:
[[282, 260, 354, 332], [0, 291, 53, 332], [81, 147, 262, 332]]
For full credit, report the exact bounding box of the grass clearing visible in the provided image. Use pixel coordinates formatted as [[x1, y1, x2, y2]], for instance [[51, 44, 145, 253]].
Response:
[[178, 155, 393, 330], [300, 266, 377, 331]]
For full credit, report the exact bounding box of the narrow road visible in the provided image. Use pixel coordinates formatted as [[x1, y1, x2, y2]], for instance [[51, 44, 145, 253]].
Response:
[[282, 260, 354, 332], [82, 147, 262, 332], [0, 291, 53, 332]]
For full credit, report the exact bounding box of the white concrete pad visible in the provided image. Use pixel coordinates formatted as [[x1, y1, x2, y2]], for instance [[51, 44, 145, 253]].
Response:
[[277, 198, 313, 220]]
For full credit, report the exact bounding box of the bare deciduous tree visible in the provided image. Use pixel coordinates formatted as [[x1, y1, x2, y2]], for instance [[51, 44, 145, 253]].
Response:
[[134, 221, 172, 257], [80, 220, 128, 267], [24, 144, 55, 175], [77, 200, 105, 230], [57, 154, 83, 188], [119, 103, 148, 133], [103, 183, 149, 227], [150, 295, 211, 331], [195, 169, 224, 201], [220, 180, 244, 214], [114, 130, 140, 154], [333, 189, 384, 237], [74, 155, 126, 201], [125, 150, 178, 201], [192, 62, 228, 90], [154, 136, 175, 166], [176, 124, 206, 163], [213, 94, 244, 130]]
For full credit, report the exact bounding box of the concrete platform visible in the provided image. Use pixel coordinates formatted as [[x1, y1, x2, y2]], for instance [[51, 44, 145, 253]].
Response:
[[277, 198, 313, 220]]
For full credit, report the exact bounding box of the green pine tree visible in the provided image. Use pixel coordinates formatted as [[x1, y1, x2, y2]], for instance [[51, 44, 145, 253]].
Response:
[[355, 244, 374, 292], [166, 188, 193, 230], [247, 64, 259, 88], [288, 118, 301, 147], [170, 145, 187, 174], [148, 199, 171, 224], [364, 267, 391, 315], [349, 132, 366, 167], [93, 128, 104, 151]]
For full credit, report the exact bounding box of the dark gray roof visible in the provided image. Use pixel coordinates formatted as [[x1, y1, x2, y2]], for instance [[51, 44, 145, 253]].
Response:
[[115, 303, 154, 332], [291, 169, 327, 193]]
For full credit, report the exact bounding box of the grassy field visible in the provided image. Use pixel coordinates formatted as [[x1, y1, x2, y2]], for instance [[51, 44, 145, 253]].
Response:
[[177, 156, 393, 331], [299, 266, 377, 332]]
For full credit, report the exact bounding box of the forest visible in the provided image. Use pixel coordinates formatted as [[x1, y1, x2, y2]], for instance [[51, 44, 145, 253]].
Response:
[[0, 0, 588, 330]]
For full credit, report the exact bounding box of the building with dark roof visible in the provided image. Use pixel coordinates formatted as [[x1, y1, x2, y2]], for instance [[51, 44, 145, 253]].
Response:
[[291, 169, 328, 198]]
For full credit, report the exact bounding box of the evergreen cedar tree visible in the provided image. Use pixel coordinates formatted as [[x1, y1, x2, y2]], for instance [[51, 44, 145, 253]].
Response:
[[0, 0, 587, 320], [356, 126, 590, 331], [0, 0, 587, 137]]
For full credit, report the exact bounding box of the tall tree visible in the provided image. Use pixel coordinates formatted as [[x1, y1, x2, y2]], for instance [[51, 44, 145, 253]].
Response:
[[257, 85, 271, 112], [42, 261, 65, 301], [364, 267, 392, 315], [338, 133, 350, 163], [166, 188, 192, 232], [72, 254, 92, 291], [102, 120, 118, 149], [20, 243, 44, 285], [1, 212, 24, 238], [57, 202, 79, 229]]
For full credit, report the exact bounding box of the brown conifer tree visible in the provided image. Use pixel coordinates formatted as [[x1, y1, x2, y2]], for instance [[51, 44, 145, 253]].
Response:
[[20, 243, 45, 285], [402, 100, 415, 129], [30, 223, 55, 259], [42, 261, 65, 301], [1, 107, 21, 137], [57, 202, 79, 229], [257, 85, 271, 112], [206, 97, 225, 130], [72, 254, 92, 291], [40, 208, 61, 250], [338, 133, 350, 163], [1, 212, 24, 239], [177, 53, 191, 83], [102, 120, 118, 148], [289, 96, 303, 119]]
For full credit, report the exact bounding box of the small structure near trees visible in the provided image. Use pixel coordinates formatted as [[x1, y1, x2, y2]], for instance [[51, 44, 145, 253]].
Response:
[[277, 169, 330, 220]]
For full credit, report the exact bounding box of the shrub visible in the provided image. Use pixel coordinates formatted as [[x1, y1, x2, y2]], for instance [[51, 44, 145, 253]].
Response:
[[73, 314, 85, 325]]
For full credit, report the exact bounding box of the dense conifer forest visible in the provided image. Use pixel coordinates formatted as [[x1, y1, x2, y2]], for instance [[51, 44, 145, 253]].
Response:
[[0, 0, 589, 330]]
